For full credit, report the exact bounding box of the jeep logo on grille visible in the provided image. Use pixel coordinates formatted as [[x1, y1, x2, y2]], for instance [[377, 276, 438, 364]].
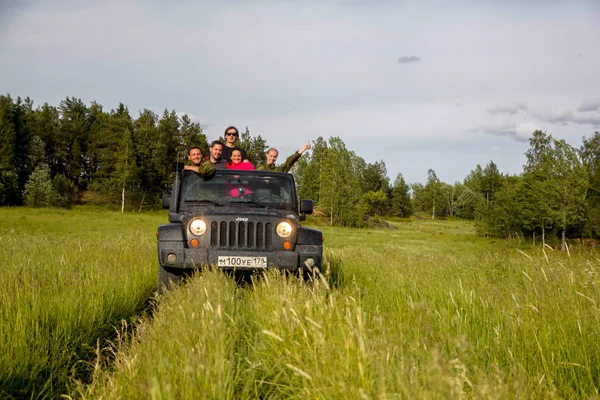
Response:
[[236, 217, 249, 222]]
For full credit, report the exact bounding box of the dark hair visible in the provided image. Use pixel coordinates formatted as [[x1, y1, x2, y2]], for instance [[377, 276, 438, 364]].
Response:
[[188, 146, 201, 155], [227, 147, 243, 164], [210, 140, 223, 148], [224, 126, 239, 136], [266, 148, 278, 156]]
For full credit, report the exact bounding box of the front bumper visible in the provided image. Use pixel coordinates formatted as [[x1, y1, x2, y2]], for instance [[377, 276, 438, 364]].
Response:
[[158, 243, 322, 272]]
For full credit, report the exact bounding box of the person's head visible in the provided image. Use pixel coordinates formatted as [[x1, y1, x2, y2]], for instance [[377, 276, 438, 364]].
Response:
[[224, 126, 239, 146], [229, 148, 243, 164], [188, 146, 202, 165], [266, 148, 279, 165], [209, 140, 223, 161]]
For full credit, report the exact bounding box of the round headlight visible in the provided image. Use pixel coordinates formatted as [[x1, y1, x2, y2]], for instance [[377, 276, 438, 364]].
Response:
[[189, 219, 207, 236], [276, 221, 293, 238]]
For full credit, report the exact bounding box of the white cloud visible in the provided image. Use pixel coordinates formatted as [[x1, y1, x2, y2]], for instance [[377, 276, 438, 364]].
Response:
[[1, 0, 600, 184], [475, 122, 538, 142], [515, 122, 539, 138]]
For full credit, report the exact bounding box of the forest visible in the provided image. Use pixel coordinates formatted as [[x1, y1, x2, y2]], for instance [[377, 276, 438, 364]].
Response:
[[1, 94, 599, 246]]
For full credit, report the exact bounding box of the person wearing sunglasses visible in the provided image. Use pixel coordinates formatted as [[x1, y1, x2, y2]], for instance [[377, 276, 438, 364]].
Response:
[[221, 126, 249, 163]]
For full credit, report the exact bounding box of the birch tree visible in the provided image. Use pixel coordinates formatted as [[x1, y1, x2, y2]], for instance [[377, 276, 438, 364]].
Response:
[[115, 128, 137, 212]]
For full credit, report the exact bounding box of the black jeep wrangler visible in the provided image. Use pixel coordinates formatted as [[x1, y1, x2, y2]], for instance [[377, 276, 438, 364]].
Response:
[[157, 169, 323, 292]]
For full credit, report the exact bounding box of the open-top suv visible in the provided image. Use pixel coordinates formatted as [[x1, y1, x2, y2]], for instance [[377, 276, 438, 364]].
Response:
[[157, 169, 323, 292]]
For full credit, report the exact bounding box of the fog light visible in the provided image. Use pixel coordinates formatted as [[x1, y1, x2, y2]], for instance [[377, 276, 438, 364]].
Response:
[[283, 241, 292, 250], [304, 258, 315, 268], [190, 238, 199, 248], [167, 253, 177, 264]]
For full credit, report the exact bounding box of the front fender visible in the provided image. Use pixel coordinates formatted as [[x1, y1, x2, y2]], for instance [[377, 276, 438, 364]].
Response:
[[158, 223, 185, 241], [296, 227, 323, 245]]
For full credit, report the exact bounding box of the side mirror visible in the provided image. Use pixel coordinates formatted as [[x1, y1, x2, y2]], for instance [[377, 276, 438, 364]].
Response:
[[300, 199, 313, 215], [162, 194, 171, 209]]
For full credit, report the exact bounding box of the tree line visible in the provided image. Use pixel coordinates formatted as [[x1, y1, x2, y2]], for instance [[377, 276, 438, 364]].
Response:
[[0, 94, 267, 210], [393, 130, 599, 247], [289, 129, 600, 247], [1, 94, 599, 244]]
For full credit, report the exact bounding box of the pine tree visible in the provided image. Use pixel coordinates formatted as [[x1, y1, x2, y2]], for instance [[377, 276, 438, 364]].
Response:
[[132, 109, 161, 199], [179, 114, 208, 156], [362, 161, 389, 193], [237, 127, 268, 164], [157, 109, 181, 190], [0, 95, 19, 205], [23, 164, 56, 207], [390, 173, 412, 217], [581, 131, 600, 238], [58, 97, 88, 187]]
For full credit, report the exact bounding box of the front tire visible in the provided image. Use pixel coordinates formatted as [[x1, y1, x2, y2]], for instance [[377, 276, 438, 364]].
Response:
[[157, 265, 186, 294]]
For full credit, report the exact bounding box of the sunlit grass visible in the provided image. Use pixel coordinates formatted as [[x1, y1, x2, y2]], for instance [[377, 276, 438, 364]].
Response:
[[74, 269, 242, 399], [0, 207, 159, 398], [1, 207, 599, 398], [80, 216, 600, 399]]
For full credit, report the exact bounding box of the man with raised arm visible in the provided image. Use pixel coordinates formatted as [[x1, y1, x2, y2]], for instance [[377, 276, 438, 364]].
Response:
[[256, 141, 311, 173]]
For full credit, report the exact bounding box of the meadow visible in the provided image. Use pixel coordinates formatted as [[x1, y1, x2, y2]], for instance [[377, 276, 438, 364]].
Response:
[[0, 207, 599, 399]]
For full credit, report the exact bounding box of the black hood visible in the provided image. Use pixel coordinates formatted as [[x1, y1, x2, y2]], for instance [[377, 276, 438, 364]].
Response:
[[169, 206, 299, 224]]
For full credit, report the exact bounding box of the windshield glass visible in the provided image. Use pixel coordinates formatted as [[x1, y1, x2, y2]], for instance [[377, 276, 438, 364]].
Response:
[[178, 170, 297, 211]]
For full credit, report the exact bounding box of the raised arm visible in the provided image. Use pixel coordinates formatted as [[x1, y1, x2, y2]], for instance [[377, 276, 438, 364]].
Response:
[[277, 141, 312, 173], [298, 141, 311, 155]]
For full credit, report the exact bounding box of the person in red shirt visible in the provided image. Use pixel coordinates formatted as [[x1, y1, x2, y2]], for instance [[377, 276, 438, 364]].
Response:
[[225, 148, 254, 198], [225, 148, 254, 170]]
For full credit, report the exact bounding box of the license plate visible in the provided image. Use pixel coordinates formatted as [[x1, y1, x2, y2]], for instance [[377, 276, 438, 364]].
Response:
[[217, 256, 267, 268]]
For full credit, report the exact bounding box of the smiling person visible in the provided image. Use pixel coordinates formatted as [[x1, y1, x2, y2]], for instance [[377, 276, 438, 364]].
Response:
[[207, 140, 227, 169], [225, 147, 254, 170], [183, 146, 216, 176], [221, 126, 249, 163], [256, 141, 311, 173], [187, 146, 203, 166]]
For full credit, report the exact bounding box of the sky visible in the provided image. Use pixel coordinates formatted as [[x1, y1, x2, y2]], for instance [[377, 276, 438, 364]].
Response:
[[1, 0, 599, 185]]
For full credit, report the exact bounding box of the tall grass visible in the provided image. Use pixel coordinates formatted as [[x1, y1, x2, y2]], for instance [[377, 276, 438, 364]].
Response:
[[2, 208, 599, 398], [75, 270, 242, 399], [78, 218, 600, 399], [0, 207, 159, 398]]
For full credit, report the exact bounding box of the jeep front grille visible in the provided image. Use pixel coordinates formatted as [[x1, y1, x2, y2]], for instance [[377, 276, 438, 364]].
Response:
[[210, 221, 273, 249]]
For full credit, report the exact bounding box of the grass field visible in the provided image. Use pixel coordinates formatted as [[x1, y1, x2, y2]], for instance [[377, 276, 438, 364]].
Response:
[[1, 207, 599, 399]]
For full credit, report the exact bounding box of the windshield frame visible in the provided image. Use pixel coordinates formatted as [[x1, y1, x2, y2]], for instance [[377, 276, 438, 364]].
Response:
[[174, 169, 299, 213]]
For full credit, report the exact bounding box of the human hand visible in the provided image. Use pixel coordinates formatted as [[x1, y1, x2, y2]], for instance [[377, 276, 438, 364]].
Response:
[[300, 141, 311, 153]]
